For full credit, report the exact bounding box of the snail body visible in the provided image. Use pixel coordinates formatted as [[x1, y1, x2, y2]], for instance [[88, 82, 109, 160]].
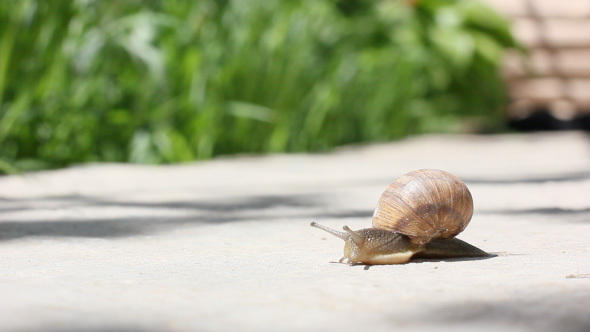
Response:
[[311, 169, 488, 265]]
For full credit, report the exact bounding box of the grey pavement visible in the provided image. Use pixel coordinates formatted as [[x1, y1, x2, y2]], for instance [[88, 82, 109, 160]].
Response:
[[1, 132, 589, 332]]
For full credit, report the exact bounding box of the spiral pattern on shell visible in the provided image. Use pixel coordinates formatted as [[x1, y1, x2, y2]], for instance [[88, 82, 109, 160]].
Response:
[[371, 169, 473, 245]]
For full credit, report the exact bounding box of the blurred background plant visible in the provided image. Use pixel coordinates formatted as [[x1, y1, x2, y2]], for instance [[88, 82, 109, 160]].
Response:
[[0, 0, 519, 173]]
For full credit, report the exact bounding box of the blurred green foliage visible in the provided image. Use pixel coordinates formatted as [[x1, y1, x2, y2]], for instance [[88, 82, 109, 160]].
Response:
[[0, 0, 519, 173]]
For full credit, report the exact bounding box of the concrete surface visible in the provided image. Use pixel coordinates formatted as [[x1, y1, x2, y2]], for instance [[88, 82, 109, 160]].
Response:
[[1, 132, 589, 332]]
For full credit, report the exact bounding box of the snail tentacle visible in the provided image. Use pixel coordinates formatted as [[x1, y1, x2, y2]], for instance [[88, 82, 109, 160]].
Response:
[[342, 226, 364, 244], [310, 222, 348, 240]]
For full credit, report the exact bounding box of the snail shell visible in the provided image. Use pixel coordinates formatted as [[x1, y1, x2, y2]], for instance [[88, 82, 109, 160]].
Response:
[[372, 169, 473, 245]]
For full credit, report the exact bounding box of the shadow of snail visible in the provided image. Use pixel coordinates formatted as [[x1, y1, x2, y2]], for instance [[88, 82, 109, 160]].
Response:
[[311, 169, 489, 265]]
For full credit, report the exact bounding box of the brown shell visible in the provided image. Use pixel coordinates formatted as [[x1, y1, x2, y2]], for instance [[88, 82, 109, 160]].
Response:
[[371, 169, 473, 245]]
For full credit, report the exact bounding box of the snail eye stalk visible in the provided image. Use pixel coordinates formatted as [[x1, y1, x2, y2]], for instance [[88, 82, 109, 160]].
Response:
[[310, 222, 348, 240], [342, 226, 364, 244]]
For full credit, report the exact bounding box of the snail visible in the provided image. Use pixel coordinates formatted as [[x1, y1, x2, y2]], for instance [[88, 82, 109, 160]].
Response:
[[311, 169, 488, 265]]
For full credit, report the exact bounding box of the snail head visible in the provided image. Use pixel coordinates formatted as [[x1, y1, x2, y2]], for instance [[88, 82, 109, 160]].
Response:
[[310, 222, 362, 263], [310, 222, 416, 264]]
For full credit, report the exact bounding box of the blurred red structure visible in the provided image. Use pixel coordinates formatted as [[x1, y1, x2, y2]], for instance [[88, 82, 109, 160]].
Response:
[[484, 0, 590, 126]]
